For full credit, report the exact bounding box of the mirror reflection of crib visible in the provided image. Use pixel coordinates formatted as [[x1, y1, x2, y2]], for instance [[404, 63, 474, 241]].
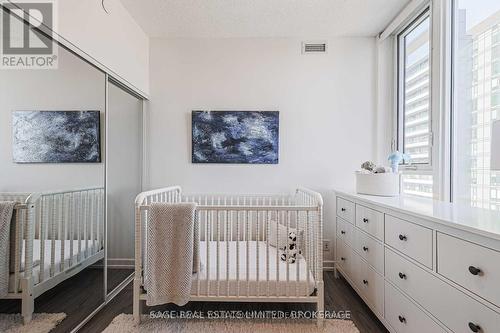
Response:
[[0, 188, 105, 324]]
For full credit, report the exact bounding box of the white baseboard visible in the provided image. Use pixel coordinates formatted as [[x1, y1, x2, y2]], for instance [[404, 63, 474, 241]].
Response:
[[323, 260, 336, 271], [107, 258, 134, 269]]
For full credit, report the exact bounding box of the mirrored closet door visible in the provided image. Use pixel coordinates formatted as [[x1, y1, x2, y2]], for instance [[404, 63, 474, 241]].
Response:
[[0, 11, 106, 332], [106, 80, 143, 295]]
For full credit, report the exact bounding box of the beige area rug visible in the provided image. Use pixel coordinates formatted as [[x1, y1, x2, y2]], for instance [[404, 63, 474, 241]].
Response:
[[0, 313, 66, 333], [103, 314, 360, 333]]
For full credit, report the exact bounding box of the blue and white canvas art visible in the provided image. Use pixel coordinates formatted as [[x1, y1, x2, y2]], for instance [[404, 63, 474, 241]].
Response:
[[192, 111, 279, 164], [12, 111, 101, 163]]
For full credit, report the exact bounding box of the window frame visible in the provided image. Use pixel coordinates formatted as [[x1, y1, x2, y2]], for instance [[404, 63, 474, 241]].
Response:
[[388, 0, 500, 205], [395, 7, 433, 171], [393, 5, 444, 199]]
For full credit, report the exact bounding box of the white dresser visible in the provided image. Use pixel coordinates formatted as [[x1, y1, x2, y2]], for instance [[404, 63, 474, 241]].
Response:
[[334, 190, 500, 333]]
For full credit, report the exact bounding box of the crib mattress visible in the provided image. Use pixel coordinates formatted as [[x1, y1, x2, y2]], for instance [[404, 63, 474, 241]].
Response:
[[190, 241, 316, 297], [8, 239, 102, 293]]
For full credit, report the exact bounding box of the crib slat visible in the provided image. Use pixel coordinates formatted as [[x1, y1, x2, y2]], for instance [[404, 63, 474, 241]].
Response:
[[256, 210, 260, 296], [77, 193, 82, 262], [295, 210, 300, 297], [39, 197, 48, 283], [266, 210, 270, 297], [84, 191, 89, 259], [205, 203, 210, 296], [286, 210, 290, 297], [61, 194, 68, 271], [246, 210, 250, 297], [306, 212, 308, 290], [50, 195, 57, 277], [90, 191, 94, 254], [94, 192, 99, 255], [275, 210, 280, 296], [57, 194, 63, 268], [236, 210, 240, 298], [89, 191, 94, 255], [216, 210, 220, 297], [38, 196, 47, 281], [69, 193, 74, 266], [90, 191, 95, 253], [226, 210, 230, 296]]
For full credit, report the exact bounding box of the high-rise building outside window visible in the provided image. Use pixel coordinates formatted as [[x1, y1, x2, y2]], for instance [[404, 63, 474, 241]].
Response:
[[453, 0, 500, 210]]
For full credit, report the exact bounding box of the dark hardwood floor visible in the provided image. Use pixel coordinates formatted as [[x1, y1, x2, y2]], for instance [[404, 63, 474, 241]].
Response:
[[82, 271, 388, 333], [0, 267, 132, 333]]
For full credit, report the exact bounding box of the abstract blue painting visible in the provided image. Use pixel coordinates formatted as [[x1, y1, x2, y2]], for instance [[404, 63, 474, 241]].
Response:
[[12, 111, 101, 163], [192, 111, 279, 164]]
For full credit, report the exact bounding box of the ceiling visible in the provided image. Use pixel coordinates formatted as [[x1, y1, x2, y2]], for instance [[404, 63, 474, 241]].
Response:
[[119, 0, 410, 38]]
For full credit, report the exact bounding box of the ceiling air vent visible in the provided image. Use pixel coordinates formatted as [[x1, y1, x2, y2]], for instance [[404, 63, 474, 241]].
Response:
[[302, 42, 327, 54]]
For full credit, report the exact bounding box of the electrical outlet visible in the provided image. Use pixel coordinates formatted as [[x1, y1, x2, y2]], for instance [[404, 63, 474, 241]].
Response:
[[323, 240, 331, 252]]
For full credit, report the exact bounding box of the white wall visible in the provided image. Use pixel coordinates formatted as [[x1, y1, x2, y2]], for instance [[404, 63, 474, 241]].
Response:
[[11, 0, 150, 95], [56, 0, 149, 94], [147, 37, 377, 262], [375, 37, 395, 164]]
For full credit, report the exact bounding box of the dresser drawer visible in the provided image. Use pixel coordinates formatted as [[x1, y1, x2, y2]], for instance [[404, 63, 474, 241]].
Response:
[[337, 217, 355, 247], [337, 197, 355, 224], [385, 281, 446, 333], [355, 204, 384, 241], [437, 233, 500, 307], [385, 215, 433, 268], [355, 257, 384, 317], [336, 238, 355, 280], [386, 248, 500, 333], [355, 229, 384, 274]]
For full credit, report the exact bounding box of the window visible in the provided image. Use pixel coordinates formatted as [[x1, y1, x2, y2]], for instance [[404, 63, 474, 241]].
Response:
[[452, 0, 500, 210], [397, 10, 433, 197]]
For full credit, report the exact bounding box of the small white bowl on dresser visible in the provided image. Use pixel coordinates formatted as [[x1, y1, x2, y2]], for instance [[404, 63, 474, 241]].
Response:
[[334, 189, 500, 333]]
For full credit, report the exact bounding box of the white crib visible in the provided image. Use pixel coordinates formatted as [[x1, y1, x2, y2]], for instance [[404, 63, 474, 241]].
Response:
[[0, 187, 105, 324], [134, 186, 324, 324]]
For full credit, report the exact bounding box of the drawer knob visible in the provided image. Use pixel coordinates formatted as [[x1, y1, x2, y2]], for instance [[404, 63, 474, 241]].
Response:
[[362, 279, 368, 285], [468, 322, 481, 332], [398, 315, 406, 324], [398, 272, 407, 280], [362, 246, 369, 252], [363, 218, 369, 223], [399, 234, 407, 241], [468, 266, 481, 276], [340, 257, 346, 261], [341, 230, 346, 235], [341, 208, 346, 212]]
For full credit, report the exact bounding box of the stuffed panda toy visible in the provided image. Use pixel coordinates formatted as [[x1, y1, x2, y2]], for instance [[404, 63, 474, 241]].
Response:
[[280, 231, 301, 263]]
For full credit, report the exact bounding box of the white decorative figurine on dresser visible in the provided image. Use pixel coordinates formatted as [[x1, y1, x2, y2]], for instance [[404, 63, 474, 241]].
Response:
[[334, 190, 500, 333]]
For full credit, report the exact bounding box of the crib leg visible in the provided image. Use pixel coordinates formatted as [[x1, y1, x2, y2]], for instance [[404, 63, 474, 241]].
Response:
[[316, 281, 324, 327], [21, 277, 34, 325], [133, 277, 142, 324]]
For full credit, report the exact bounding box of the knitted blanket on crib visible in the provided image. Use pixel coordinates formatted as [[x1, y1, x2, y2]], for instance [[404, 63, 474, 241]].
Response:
[[145, 202, 199, 306], [0, 201, 15, 297]]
